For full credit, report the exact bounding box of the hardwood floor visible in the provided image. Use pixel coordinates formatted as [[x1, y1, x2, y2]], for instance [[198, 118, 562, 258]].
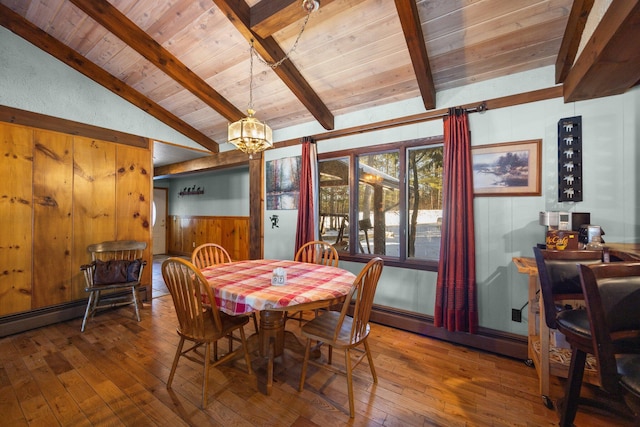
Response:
[[0, 290, 635, 425]]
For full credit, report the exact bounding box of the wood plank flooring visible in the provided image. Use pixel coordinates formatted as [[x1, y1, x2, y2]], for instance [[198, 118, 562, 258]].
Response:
[[0, 285, 636, 425]]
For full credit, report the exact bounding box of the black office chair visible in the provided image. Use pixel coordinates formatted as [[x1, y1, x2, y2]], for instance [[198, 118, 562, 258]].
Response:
[[577, 262, 640, 424], [532, 247, 604, 412]]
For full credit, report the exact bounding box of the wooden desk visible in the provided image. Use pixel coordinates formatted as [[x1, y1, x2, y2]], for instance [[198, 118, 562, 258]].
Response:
[[201, 259, 355, 394]]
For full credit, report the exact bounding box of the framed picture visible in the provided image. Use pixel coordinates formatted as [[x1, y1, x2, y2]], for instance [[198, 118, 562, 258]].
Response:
[[472, 139, 541, 196], [266, 156, 301, 209]]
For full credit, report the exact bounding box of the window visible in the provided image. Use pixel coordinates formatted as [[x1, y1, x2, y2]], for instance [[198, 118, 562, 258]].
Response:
[[318, 138, 443, 270]]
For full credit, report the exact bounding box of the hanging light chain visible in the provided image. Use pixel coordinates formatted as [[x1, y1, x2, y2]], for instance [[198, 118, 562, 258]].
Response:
[[253, 11, 312, 70], [248, 40, 254, 113]]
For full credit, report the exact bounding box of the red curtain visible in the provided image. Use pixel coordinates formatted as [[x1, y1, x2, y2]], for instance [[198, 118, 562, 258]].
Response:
[[294, 137, 317, 255], [434, 108, 478, 333]]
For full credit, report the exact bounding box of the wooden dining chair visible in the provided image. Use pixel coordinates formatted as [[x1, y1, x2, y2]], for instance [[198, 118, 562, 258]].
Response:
[[298, 257, 384, 418], [294, 240, 339, 267], [576, 262, 640, 424], [79, 240, 147, 332], [161, 257, 253, 408], [287, 240, 340, 326], [192, 243, 259, 332], [192, 243, 232, 269]]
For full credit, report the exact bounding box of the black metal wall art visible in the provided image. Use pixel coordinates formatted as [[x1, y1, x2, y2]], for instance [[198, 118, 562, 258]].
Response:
[[557, 116, 582, 202]]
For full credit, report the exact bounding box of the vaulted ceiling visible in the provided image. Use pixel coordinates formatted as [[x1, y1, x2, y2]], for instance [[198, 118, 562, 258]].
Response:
[[1, 0, 639, 166]]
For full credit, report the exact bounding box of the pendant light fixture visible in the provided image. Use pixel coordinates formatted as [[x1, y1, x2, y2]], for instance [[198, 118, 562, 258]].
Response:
[[227, 0, 320, 158], [227, 42, 272, 158]]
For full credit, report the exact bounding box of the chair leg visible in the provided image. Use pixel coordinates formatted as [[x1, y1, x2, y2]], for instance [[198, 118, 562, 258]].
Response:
[[345, 348, 355, 418], [251, 313, 259, 332], [81, 291, 96, 332], [239, 326, 252, 375], [202, 338, 211, 408], [167, 337, 185, 389], [560, 347, 587, 427], [92, 290, 101, 315], [299, 338, 312, 392], [363, 338, 377, 383], [131, 286, 141, 321]]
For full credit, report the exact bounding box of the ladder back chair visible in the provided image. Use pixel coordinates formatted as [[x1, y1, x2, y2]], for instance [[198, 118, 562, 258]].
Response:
[[80, 240, 147, 332], [294, 240, 339, 267], [288, 240, 340, 325], [577, 262, 640, 424], [192, 243, 259, 332], [192, 243, 232, 269], [162, 257, 253, 408], [298, 257, 383, 418]]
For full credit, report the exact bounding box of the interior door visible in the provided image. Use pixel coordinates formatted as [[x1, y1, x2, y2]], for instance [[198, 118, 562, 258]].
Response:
[[153, 188, 167, 254]]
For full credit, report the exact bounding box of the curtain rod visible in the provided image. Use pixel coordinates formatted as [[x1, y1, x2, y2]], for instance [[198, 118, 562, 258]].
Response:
[[447, 102, 487, 116]]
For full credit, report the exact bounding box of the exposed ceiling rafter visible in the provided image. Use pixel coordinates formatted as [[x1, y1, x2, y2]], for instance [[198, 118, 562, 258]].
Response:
[[213, 0, 335, 130], [250, 0, 337, 39], [564, 0, 640, 102], [394, 0, 435, 110], [68, 0, 244, 123], [555, 0, 595, 84]]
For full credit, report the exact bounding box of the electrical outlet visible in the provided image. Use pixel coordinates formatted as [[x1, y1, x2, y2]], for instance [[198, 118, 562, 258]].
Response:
[[511, 308, 522, 322], [192, 242, 196, 248]]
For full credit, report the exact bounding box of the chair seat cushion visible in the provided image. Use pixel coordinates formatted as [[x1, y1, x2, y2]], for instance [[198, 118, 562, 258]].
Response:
[[618, 354, 640, 397], [556, 309, 591, 339], [93, 259, 142, 285]]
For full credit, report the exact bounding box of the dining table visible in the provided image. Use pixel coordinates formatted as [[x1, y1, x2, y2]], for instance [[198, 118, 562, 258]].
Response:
[[200, 258, 356, 394]]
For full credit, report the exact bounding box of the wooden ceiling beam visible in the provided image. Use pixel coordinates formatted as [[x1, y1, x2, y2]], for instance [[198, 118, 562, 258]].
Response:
[[564, 0, 640, 102], [153, 149, 250, 178], [0, 4, 219, 153], [394, 0, 436, 110], [250, 0, 337, 38], [555, 0, 594, 84], [214, 0, 335, 130], [68, 0, 244, 124]]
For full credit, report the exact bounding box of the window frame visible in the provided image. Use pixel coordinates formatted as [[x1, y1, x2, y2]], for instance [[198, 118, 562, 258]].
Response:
[[318, 136, 444, 271]]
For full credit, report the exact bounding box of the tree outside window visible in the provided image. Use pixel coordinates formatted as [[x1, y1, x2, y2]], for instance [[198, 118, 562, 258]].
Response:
[[318, 139, 443, 269]]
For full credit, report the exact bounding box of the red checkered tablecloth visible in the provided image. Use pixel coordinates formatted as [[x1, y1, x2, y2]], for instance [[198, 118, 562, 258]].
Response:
[[200, 259, 355, 316]]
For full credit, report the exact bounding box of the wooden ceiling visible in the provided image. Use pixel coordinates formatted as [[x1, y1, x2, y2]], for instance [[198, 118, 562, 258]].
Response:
[[1, 0, 639, 160]]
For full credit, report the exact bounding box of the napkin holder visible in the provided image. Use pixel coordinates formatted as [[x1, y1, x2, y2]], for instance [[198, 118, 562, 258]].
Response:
[[271, 267, 287, 286]]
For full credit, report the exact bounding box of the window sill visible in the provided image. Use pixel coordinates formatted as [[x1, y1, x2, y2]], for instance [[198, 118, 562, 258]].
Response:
[[337, 254, 438, 272]]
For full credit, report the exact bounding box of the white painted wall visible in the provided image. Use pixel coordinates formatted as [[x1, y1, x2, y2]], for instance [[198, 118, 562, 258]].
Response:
[[159, 167, 250, 217]]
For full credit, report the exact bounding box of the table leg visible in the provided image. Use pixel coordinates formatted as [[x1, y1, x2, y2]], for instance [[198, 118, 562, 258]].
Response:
[[260, 310, 285, 395], [259, 310, 285, 357]]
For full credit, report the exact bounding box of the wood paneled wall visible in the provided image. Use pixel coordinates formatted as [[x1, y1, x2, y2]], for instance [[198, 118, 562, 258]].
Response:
[[167, 215, 250, 261], [0, 122, 152, 317]]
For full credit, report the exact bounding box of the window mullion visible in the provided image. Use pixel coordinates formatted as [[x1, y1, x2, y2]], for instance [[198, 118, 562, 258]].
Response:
[[349, 154, 358, 256], [399, 147, 407, 261]]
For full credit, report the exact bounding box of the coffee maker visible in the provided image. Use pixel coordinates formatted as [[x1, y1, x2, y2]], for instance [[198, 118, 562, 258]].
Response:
[[539, 211, 597, 249], [539, 211, 572, 231]]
